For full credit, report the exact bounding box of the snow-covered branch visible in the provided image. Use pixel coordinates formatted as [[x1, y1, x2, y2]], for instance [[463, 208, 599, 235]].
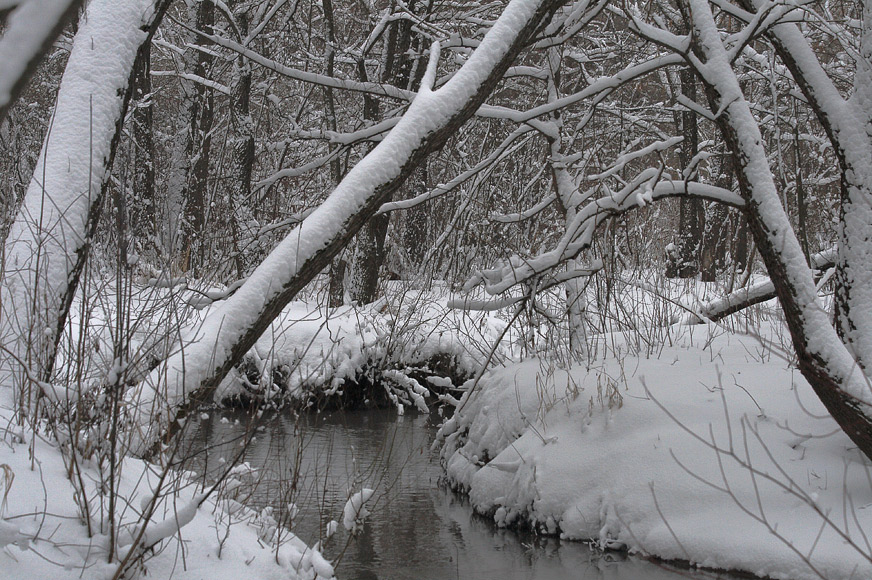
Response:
[[464, 175, 743, 296]]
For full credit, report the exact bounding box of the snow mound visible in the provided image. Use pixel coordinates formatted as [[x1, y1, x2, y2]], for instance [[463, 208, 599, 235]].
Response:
[[343, 488, 376, 533]]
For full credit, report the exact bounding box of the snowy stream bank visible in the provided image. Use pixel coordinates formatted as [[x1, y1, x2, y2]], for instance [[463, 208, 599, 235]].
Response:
[[187, 406, 745, 580], [439, 320, 872, 580]]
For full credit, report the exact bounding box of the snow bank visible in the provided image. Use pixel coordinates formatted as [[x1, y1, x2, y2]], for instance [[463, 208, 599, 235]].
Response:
[[213, 284, 508, 408], [0, 406, 337, 580], [440, 321, 872, 579]]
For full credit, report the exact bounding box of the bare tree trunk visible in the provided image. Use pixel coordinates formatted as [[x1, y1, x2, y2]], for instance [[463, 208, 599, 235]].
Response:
[[351, 0, 422, 304], [181, 0, 215, 274], [402, 164, 430, 274], [322, 0, 349, 307], [667, 67, 703, 278], [700, 152, 732, 281], [131, 41, 155, 251], [228, 3, 254, 278]]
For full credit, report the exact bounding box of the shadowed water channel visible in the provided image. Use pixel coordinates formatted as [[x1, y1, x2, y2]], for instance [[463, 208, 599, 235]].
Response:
[[186, 407, 743, 580]]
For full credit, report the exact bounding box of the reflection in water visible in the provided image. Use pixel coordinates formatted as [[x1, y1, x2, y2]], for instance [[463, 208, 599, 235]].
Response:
[[184, 408, 739, 580]]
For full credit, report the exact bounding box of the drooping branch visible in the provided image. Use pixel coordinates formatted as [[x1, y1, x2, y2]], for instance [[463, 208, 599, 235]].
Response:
[[463, 175, 744, 297]]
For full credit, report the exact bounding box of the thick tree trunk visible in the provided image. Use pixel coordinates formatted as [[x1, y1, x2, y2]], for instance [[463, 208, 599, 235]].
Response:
[[741, 0, 872, 374], [689, 0, 872, 460], [1, 0, 170, 397]]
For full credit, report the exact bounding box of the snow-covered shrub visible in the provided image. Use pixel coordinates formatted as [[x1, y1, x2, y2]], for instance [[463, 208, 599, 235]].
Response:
[[214, 283, 506, 412]]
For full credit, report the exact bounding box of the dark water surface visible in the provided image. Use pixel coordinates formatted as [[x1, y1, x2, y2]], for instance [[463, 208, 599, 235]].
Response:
[[187, 407, 740, 580]]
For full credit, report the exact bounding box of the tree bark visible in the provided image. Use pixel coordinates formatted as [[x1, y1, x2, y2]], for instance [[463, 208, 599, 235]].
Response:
[[351, 0, 423, 304], [667, 67, 704, 279], [181, 0, 216, 274], [700, 152, 732, 281], [131, 41, 155, 248]]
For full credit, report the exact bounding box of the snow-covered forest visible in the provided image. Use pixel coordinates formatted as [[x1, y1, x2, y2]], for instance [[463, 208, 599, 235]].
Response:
[[1, 0, 871, 578]]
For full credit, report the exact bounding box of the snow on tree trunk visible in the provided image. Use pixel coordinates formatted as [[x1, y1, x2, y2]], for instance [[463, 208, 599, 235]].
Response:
[[833, 2, 872, 373], [546, 46, 588, 361], [1, 0, 167, 400], [125, 0, 572, 456], [0, 0, 84, 122], [742, 0, 872, 375], [688, 0, 872, 459]]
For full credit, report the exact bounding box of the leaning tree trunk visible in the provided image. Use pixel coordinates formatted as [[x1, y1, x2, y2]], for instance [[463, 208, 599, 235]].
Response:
[[125, 0, 574, 457], [688, 0, 872, 460], [740, 0, 872, 376], [0, 0, 85, 122], [0, 0, 171, 413]]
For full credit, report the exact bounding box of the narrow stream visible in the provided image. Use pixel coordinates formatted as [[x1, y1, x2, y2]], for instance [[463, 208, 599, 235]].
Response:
[[186, 407, 741, 580]]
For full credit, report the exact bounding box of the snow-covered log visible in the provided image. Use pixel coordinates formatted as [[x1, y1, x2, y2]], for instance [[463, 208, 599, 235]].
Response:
[[125, 0, 573, 456], [1, 0, 170, 390], [697, 248, 836, 322]]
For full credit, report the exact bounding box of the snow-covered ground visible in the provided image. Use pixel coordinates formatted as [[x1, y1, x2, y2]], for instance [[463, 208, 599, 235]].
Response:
[[4, 269, 869, 579], [0, 396, 342, 579], [439, 309, 872, 580]]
